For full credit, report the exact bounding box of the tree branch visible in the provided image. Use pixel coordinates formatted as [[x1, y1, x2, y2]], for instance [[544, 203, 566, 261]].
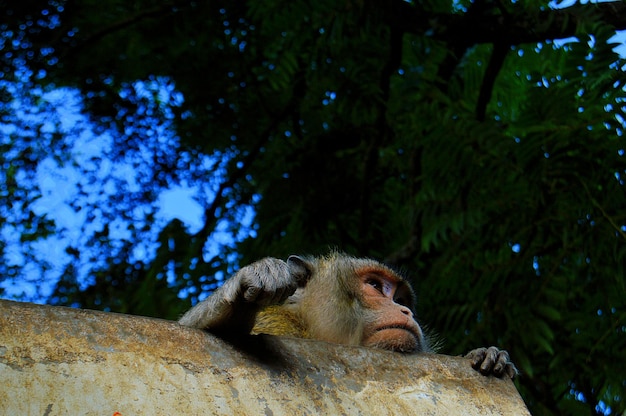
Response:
[[358, 26, 403, 246], [191, 66, 308, 255], [476, 41, 508, 121], [387, 1, 626, 46], [64, 1, 195, 57]]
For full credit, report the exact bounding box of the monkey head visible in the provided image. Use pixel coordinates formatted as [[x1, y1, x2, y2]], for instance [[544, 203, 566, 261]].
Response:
[[288, 253, 428, 353]]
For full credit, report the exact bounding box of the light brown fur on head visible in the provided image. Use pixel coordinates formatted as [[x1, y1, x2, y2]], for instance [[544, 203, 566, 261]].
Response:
[[253, 252, 428, 352]]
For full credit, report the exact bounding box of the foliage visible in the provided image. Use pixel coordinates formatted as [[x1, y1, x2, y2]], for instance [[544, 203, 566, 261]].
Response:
[[2, 0, 626, 414]]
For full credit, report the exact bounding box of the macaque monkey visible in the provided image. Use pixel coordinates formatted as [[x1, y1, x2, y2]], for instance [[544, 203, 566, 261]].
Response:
[[179, 252, 517, 378]]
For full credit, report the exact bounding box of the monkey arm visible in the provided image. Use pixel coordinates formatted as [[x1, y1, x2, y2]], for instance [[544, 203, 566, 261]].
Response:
[[177, 287, 258, 334], [179, 256, 311, 335]]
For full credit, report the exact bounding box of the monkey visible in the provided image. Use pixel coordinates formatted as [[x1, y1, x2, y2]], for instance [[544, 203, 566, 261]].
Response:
[[179, 252, 518, 378]]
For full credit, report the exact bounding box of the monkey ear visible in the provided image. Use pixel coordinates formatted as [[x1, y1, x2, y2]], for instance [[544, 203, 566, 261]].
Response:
[[287, 255, 313, 287]]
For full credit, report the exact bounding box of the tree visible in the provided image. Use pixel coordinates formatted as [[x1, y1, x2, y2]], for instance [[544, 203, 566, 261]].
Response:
[[1, 0, 625, 414]]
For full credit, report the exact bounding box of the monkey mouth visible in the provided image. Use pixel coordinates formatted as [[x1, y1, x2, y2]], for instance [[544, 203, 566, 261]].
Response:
[[376, 325, 415, 334], [371, 325, 422, 352], [375, 324, 423, 353], [375, 325, 421, 342]]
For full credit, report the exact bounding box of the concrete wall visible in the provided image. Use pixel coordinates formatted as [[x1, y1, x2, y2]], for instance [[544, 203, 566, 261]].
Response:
[[0, 299, 530, 415]]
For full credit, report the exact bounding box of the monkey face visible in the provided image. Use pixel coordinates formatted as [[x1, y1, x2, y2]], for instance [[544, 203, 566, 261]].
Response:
[[358, 269, 425, 353]]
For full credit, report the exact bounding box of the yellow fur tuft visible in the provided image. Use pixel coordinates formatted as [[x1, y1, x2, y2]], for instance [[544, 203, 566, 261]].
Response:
[[252, 305, 310, 338]]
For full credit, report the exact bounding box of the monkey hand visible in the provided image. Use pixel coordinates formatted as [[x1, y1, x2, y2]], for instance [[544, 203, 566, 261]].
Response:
[[226, 256, 312, 307], [465, 346, 518, 379], [179, 256, 311, 332]]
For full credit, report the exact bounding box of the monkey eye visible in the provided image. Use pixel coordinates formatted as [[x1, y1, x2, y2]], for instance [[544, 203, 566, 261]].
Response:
[[365, 277, 384, 293]]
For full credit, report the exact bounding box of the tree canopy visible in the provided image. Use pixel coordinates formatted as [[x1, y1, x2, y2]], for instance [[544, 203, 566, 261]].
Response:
[[1, 1, 626, 414]]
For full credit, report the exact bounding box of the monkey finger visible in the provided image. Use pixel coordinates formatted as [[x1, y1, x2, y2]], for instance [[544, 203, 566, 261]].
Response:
[[465, 347, 487, 369], [493, 351, 518, 379], [466, 346, 503, 375], [266, 285, 288, 305], [255, 280, 296, 306], [466, 347, 518, 378], [479, 346, 500, 374], [492, 350, 510, 375], [243, 285, 262, 302], [504, 362, 519, 379]]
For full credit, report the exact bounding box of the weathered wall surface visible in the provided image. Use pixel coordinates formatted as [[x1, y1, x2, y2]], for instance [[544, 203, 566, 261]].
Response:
[[0, 299, 530, 415]]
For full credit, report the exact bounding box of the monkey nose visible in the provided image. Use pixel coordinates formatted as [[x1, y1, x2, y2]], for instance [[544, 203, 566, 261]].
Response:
[[399, 305, 413, 317]]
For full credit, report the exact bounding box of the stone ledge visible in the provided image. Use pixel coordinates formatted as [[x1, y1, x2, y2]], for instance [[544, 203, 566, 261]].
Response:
[[0, 299, 530, 415]]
